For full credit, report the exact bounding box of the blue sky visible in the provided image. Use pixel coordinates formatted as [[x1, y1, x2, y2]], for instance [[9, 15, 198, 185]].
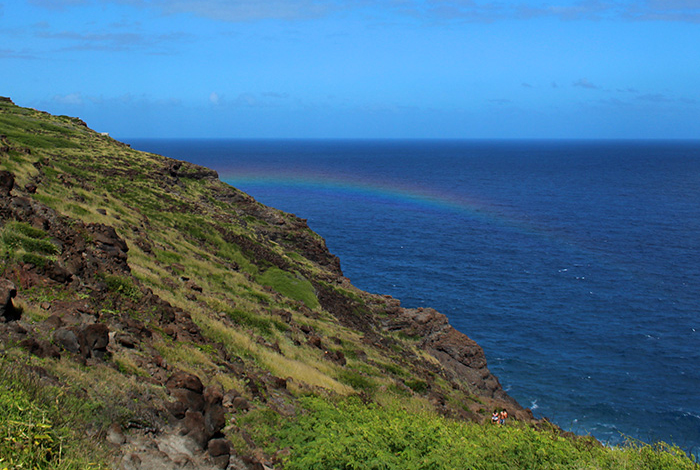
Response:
[[2, 0, 700, 138]]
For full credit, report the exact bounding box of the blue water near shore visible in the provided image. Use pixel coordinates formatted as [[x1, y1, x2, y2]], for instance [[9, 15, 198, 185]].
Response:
[[127, 138, 700, 456]]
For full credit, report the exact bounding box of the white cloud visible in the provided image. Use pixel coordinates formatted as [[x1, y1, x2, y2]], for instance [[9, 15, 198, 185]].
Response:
[[209, 91, 221, 105], [53, 92, 84, 105]]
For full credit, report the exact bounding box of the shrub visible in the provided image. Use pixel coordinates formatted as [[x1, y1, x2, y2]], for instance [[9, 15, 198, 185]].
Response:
[[99, 274, 142, 300], [405, 379, 429, 394], [245, 396, 696, 470]]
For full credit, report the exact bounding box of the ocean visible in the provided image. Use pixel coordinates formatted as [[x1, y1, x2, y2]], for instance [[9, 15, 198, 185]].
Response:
[[127, 138, 700, 456]]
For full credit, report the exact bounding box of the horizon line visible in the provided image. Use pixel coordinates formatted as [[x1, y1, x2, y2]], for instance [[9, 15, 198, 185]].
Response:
[[121, 136, 700, 142]]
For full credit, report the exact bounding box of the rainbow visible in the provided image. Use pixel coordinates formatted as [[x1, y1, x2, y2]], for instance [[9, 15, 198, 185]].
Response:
[[220, 169, 542, 236]]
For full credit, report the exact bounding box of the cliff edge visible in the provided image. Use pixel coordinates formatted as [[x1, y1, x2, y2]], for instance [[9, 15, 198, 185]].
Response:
[[0, 98, 533, 469]]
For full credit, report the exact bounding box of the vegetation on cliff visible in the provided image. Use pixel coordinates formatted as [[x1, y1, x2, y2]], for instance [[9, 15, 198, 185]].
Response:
[[0, 97, 694, 469]]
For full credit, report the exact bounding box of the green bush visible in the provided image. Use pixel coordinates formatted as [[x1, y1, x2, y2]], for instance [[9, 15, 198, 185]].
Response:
[[245, 396, 695, 470], [405, 379, 429, 394], [99, 274, 142, 300]]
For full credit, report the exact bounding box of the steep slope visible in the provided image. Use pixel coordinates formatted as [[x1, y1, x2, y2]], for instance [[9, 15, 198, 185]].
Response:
[[0, 96, 527, 468], [2, 97, 694, 470]]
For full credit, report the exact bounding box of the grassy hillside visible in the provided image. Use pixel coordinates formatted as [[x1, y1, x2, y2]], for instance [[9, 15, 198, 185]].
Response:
[[0, 97, 694, 469]]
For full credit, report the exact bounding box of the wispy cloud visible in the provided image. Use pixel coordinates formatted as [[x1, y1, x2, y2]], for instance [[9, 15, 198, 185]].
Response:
[[0, 48, 39, 60], [149, 0, 346, 22], [207, 91, 291, 108], [412, 0, 700, 23], [48, 92, 183, 108], [598, 97, 632, 107], [26, 0, 700, 23], [573, 78, 600, 89], [53, 92, 84, 105], [28, 0, 89, 10], [36, 30, 191, 53], [262, 91, 290, 98], [637, 93, 674, 103]]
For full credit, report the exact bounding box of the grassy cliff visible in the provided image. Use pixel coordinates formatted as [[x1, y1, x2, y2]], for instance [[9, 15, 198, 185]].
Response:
[[0, 97, 694, 469]]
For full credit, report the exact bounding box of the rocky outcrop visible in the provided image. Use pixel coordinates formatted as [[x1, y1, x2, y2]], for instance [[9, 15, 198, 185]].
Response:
[[166, 161, 219, 181], [165, 371, 230, 467], [384, 306, 528, 415]]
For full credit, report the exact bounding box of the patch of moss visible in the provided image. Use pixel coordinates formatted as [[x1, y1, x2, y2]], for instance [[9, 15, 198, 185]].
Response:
[[257, 267, 319, 309]]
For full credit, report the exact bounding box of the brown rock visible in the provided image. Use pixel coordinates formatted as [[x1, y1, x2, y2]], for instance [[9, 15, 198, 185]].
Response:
[[203, 383, 224, 407], [166, 399, 188, 419], [324, 350, 346, 366], [207, 438, 231, 457], [83, 323, 110, 351], [52, 327, 82, 354], [270, 376, 288, 389], [222, 390, 239, 408], [0, 170, 14, 197], [182, 410, 207, 449], [205, 403, 226, 439], [166, 371, 204, 393], [89, 224, 128, 252], [232, 396, 249, 411], [307, 335, 323, 349], [19, 337, 61, 359], [171, 388, 205, 413], [115, 333, 137, 348], [106, 423, 126, 445]]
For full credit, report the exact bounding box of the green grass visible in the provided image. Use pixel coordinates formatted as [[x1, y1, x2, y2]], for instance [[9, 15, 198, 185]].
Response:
[[336, 369, 377, 393], [0, 222, 59, 271], [1, 222, 58, 256], [0, 114, 82, 149], [257, 267, 319, 309], [0, 359, 109, 469]]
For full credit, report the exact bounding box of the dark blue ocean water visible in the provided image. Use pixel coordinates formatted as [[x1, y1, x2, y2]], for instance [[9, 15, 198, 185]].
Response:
[[128, 138, 700, 456]]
